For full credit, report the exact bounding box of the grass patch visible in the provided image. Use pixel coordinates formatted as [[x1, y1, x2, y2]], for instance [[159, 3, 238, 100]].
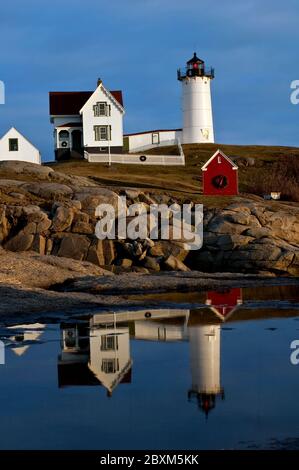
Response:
[[46, 142, 299, 203]]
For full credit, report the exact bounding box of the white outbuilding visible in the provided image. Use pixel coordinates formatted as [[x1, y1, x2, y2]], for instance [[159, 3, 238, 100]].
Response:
[[0, 127, 41, 164]]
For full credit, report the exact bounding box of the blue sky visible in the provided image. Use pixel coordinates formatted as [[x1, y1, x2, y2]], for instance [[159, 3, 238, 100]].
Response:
[[1, 0, 299, 161]]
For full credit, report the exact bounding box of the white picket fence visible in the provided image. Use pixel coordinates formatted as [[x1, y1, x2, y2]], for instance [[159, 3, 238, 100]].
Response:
[[84, 147, 185, 166]]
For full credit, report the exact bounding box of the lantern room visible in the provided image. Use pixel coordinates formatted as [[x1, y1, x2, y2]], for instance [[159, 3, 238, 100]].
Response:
[[177, 52, 215, 81]]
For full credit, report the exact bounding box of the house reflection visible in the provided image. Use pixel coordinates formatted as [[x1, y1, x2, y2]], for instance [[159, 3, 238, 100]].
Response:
[[132, 309, 189, 342], [7, 324, 45, 356], [58, 320, 132, 396], [57, 288, 243, 412], [89, 321, 132, 397]]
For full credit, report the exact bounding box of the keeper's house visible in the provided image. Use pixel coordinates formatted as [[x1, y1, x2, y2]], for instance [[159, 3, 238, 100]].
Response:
[[49, 79, 124, 161]]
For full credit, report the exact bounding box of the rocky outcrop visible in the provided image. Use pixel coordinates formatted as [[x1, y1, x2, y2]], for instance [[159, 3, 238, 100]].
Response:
[[0, 248, 112, 289], [191, 200, 299, 275], [0, 162, 298, 276]]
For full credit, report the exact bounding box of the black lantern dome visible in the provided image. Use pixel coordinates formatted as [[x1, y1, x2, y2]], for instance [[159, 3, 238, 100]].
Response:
[[177, 52, 214, 81], [187, 52, 204, 66]]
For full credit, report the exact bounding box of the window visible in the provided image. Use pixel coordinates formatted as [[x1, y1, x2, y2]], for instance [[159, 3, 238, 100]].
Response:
[[101, 335, 119, 351], [152, 132, 160, 145], [94, 125, 111, 141], [59, 130, 69, 139], [9, 138, 18, 151], [101, 358, 119, 374], [64, 328, 77, 349], [93, 102, 111, 117]]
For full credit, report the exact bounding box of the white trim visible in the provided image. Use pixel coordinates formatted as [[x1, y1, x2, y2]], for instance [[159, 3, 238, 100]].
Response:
[[208, 305, 241, 322], [201, 149, 238, 171], [100, 85, 125, 114], [79, 83, 124, 115]]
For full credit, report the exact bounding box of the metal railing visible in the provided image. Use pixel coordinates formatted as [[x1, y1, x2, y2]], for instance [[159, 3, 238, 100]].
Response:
[[177, 67, 215, 80]]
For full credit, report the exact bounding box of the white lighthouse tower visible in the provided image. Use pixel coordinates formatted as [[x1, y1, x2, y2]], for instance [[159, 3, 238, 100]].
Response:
[[188, 324, 224, 416], [177, 52, 215, 144]]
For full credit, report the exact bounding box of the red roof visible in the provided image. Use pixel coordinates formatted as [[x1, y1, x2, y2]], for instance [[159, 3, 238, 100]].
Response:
[[110, 90, 123, 107], [49, 90, 123, 115]]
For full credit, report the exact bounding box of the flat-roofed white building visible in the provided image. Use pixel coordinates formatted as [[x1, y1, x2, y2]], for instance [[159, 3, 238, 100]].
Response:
[[124, 128, 182, 153]]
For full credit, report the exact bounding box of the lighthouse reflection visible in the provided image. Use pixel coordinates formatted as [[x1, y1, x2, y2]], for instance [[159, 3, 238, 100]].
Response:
[[188, 287, 243, 415], [57, 288, 243, 415]]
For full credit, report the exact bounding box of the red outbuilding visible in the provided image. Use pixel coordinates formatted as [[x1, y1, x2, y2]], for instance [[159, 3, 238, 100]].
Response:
[[201, 149, 238, 196], [206, 288, 243, 321]]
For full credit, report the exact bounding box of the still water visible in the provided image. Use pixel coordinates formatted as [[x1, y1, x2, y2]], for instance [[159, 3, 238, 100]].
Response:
[[0, 285, 299, 450]]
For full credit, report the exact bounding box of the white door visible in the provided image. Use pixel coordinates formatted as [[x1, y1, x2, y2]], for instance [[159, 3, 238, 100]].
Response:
[[152, 133, 160, 145]]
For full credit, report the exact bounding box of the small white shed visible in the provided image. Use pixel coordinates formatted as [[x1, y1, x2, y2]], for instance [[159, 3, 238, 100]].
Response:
[[0, 127, 41, 164]]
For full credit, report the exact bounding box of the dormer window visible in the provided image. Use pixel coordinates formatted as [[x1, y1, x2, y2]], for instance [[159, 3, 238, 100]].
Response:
[[93, 101, 111, 117]]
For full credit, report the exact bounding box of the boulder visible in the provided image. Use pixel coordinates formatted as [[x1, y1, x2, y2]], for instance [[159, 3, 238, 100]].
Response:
[[131, 266, 149, 274], [22, 182, 73, 200], [117, 258, 133, 268], [139, 193, 156, 205], [143, 256, 161, 272], [75, 188, 120, 216], [0, 161, 54, 180], [58, 234, 91, 261], [0, 205, 9, 242], [102, 239, 116, 265], [125, 189, 141, 200], [164, 255, 190, 272], [149, 240, 189, 261], [72, 212, 93, 234], [5, 231, 34, 252], [52, 206, 74, 232], [23, 206, 52, 233], [46, 238, 53, 255], [86, 239, 116, 266], [31, 234, 46, 255]]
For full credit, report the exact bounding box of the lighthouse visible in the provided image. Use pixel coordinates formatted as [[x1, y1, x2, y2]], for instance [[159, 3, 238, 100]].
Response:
[[177, 52, 215, 144]]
